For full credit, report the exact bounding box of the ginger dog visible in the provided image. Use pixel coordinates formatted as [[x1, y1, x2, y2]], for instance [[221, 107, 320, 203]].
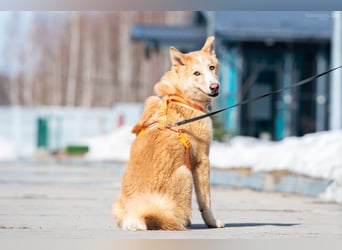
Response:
[[112, 36, 224, 230]]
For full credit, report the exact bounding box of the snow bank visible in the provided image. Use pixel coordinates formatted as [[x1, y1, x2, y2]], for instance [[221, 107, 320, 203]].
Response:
[[209, 130, 342, 204], [80, 125, 135, 162], [210, 130, 342, 181], [82, 127, 342, 181], [0, 138, 16, 160], [319, 182, 342, 203], [80, 127, 342, 203]]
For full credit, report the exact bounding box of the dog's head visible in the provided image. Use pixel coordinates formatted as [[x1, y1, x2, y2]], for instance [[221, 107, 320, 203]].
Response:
[[154, 36, 220, 105]]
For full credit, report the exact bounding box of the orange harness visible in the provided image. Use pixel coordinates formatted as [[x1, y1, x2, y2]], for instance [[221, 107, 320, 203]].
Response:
[[138, 95, 204, 170]]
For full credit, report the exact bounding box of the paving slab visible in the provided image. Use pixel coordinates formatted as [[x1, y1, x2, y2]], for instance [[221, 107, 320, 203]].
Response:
[[0, 163, 341, 239]]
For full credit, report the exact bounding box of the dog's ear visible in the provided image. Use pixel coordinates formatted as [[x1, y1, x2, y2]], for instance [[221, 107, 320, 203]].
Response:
[[201, 36, 215, 56], [170, 47, 186, 67]]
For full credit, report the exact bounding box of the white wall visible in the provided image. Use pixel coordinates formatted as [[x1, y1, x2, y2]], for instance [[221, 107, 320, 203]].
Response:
[[0, 103, 143, 159]]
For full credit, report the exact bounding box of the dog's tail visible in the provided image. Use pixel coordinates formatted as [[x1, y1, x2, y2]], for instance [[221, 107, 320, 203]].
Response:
[[124, 193, 189, 230]]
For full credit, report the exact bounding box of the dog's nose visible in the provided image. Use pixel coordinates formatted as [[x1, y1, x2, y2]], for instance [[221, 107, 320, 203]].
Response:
[[210, 83, 219, 92]]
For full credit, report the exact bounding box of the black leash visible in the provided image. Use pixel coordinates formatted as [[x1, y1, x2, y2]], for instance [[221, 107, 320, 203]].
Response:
[[166, 65, 342, 128]]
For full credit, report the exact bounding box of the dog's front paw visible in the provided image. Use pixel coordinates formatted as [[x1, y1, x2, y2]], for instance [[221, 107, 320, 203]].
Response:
[[214, 219, 224, 228], [202, 209, 224, 228]]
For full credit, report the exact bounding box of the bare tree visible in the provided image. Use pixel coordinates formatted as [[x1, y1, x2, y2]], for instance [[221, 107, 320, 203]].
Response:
[[98, 13, 115, 106], [1, 11, 195, 107], [117, 12, 133, 101], [66, 12, 81, 106], [5, 13, 21, 105]]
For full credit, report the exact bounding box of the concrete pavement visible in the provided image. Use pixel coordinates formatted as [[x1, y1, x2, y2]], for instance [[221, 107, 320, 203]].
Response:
[[0, 162, 341, 239]]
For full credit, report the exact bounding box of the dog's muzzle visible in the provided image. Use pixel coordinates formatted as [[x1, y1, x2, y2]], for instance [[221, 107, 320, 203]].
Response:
[[209, 83, 220, 97]]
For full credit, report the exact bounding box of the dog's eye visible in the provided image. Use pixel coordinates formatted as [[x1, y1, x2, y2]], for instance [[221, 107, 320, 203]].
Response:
[[193, 71, 201, 76], [209, 65, 215, 71]]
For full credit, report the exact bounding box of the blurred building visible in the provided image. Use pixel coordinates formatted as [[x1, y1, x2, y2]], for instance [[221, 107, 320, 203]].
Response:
[[131, 11, 336, 140]]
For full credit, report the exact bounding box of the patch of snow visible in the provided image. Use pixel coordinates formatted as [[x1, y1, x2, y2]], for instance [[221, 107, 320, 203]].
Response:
[[0, 138, 16, 160], [81, 125, 134, 162], [319, 182, 342, 204], [210, 130, 342, 182], [79, 126, 342, 203]]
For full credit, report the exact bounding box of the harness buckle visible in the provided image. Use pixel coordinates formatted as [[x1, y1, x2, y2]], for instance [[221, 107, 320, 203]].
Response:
[[177, 131, 191, 148]]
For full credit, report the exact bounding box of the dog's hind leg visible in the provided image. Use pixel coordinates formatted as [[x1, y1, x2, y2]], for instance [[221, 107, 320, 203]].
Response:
[[114, 199, 147, 231], [111, 197, 127, 228], [122, 216, 147, 231], [120, 193, 188, 231]]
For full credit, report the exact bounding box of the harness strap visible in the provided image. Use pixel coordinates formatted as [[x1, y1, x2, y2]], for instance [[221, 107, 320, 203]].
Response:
[[177, 130, 192, 170], [138, 123, 158, 136], [157, 98, 168, 129], [138, 95, 194, 170], [167, 95, 205, 112]]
